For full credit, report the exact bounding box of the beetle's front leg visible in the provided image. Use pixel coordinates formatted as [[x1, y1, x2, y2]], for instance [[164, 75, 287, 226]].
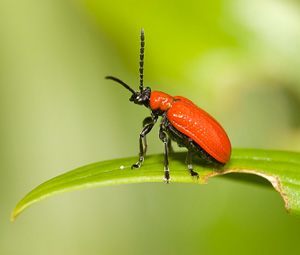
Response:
[[141, 116, 153, 156], [159, 123, 170, 183], [131, 116, 157, 169]]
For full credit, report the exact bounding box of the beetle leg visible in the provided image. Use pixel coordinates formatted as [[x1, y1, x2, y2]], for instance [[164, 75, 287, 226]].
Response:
[[159, 123, 170, 183], [131, 116, 157, 169], [167, 139, 174, 154], [142, 116, 153, 155], [186, 150, 199, 179]]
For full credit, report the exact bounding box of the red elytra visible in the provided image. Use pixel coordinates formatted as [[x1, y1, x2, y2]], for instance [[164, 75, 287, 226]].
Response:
[[150, 91, 231, 164], [106, 29, 231, 182]]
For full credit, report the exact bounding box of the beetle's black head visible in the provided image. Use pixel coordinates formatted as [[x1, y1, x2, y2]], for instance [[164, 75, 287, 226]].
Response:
[[129, 87, 151, 106]]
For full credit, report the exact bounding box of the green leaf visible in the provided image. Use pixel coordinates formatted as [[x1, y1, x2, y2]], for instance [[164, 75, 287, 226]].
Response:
[[11, 149, 300, 221]]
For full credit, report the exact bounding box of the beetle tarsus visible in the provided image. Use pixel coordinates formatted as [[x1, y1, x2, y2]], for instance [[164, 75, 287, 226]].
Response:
[[164, 169, 170, 184], [186, 151, 199, 179], [131, 156, 144, 169], [189, 167, 199, 179]]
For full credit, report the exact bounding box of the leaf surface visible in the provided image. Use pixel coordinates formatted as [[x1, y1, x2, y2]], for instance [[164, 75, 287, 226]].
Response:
[[12, 149, 300, 220]]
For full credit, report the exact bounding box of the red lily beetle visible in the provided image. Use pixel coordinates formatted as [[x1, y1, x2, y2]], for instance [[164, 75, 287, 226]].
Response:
[[106, 29, 231, 182]]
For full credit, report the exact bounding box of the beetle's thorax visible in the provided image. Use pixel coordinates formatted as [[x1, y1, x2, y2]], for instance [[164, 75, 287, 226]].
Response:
[[150, 91, 174, 112]]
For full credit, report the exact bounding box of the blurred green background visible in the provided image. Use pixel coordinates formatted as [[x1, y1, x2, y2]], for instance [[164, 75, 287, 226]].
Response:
[[1, 0, 300, 254]]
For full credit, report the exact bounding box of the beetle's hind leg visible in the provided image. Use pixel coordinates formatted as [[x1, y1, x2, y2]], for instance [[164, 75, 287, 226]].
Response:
[[186, 150, 199, 179], [131, 116, 157, 169]]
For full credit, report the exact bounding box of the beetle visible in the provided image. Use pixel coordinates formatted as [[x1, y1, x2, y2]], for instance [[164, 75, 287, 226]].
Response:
[[106, 29, 231, 183]]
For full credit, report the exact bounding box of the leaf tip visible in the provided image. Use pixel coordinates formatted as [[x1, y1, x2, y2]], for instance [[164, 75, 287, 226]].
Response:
[[10, 203, 24, 222], [10, 209, 18, 222]]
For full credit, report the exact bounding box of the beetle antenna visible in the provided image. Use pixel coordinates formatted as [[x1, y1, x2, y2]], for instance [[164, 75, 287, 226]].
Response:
[[139, 28, 145, 91], [105, 76, 135, 94]]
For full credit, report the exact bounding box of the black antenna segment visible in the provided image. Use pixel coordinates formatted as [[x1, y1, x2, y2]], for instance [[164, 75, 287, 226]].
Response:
[[139, 28, 145, 91], [105, 76, 135, 94]]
